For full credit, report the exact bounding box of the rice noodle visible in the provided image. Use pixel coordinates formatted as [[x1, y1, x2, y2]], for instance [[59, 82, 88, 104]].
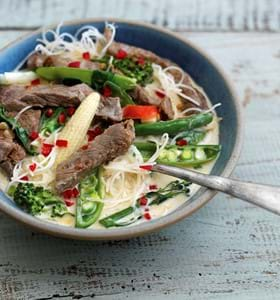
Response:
[[9, 129, 61, 189], [35, 22, 116, 59]]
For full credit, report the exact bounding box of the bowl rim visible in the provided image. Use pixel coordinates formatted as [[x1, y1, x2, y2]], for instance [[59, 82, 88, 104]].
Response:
[[0, 18, 243, 240]]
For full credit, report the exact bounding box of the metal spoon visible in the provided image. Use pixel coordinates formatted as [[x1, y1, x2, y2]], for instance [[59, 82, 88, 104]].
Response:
[[153, 164, 280, 215]]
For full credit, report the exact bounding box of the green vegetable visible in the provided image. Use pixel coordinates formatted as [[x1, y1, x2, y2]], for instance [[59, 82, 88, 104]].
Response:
[[39, 107, 65, 136], [75, 168, 104, 228], [146, 180, 191, 206], [99, 207, 137, 228], [92, 55, 153, 86], [99, 180, 190, 228], [51, 202, 68, 217], [0, 106, 36, 155], [13, 183, 67, 216], [36, 67, 136, 91], [135, 142, 221, 167], [113, 57, 153, 86], [92, 70, 136, 90], [36, 67, 93, 85], [135, 113, 213, 136], [104, 81, 135, 106], [172, 130, 206, 145]]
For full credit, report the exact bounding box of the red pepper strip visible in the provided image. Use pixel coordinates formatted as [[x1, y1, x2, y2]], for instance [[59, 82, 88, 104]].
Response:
[[20, 175, 29, 181], [123, 105, 158, 121]]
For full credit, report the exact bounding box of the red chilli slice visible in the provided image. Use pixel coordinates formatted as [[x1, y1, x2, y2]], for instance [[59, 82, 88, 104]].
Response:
[[67, 107, 76, 117], [72, 187, 80, 198], [149, 184, 158, 190], [82, 51, 90, 60], [116, 49, 127, 59], [29, 163, 37, 172], [103, 86, 112, 97], [58, 112, 66, 125], [56, 139, 68, 148], [41, 143, 54, 157], [63, 189, 73, 199], [45, 108, 54, 117], [29, 131, 39, 141], [155, 90, 166, 99], [31, 78, 40, 86], [68, 61, 81, 68], [64, 199, 75, 207], [139, 196, 148, 206], [137, 56, 145, 65], [20, 175, 29, 181], [139, 165, 153, 171], [81, 144, 89, 150], [176, 139, 188, 146], [87, 127, 103, 142], [144, 212, 152, 220]]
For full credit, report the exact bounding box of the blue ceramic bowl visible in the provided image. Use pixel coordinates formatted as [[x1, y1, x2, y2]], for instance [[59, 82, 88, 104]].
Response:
[[0, 19, 243, 240]]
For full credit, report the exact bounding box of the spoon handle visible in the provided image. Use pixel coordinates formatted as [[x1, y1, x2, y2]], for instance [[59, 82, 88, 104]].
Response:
[[153, 164, 280, 215]]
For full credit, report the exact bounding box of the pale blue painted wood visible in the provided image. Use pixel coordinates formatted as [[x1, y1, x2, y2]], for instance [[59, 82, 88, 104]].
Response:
[[1, 1, 280, 299]]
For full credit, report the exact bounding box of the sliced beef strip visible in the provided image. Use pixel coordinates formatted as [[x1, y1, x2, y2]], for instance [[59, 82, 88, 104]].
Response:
[[0, 83, 93, 111], [0, 136, 26, 177], [0, 83, 123, 122], [55, 120, 135, 193], [7, 109, 41, 134], [27, 52, 100, 70], [96, 96, 122, 122]]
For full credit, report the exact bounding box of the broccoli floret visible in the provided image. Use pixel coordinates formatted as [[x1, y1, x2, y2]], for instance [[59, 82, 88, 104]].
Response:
[[13, 183, 67, 216], [51, 202, 68, 217]]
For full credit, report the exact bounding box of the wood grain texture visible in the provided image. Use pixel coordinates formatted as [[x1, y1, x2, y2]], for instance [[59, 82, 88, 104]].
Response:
[[0, 28, 280, 299], [0, 0, 280, 31]]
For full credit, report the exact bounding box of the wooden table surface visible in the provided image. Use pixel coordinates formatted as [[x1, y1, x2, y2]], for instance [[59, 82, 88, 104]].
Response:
[[1, 1, 280, 299]]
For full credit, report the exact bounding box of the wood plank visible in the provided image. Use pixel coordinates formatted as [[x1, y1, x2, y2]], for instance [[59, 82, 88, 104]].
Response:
[[0, 31, 280, 299], [0, 0, 280, 32]]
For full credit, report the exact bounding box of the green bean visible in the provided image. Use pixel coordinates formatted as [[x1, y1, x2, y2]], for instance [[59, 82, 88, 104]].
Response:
[[135, 113, 213, 136]]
